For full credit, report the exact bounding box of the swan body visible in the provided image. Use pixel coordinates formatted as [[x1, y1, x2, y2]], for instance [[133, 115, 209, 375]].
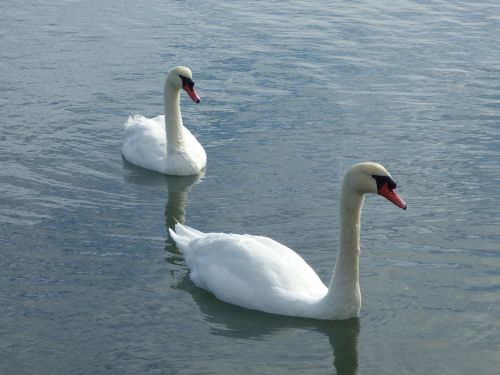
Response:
[[122, 66, 206, 176], [170, 162, 407, 320]]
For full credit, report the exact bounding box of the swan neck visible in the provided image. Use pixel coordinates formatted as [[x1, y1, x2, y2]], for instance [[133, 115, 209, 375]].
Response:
[[338, 188, 363, 261], [324, 186, 364, 317], [164, 83, 183, 151]]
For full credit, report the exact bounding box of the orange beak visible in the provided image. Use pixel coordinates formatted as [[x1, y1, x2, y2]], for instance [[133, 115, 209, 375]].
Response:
[[378, 183, 407, 210], [183, 84, 201, 103]]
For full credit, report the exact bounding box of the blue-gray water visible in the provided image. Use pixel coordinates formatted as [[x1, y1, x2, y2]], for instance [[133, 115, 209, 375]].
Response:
[[1, 0, 500, 374]]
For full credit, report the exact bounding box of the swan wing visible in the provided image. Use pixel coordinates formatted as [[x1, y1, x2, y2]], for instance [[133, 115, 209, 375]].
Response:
[[170, 224, 328, 316], [122, 115, 168, 173]]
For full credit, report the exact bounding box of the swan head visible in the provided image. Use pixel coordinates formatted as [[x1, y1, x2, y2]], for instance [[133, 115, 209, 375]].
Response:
[[166, 66, 201, 103], [344, 162, 407, 210]]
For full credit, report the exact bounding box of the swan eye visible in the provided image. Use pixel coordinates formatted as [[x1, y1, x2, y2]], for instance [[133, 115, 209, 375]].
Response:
[[372, 175, 397, 191], [179, 75, 195, 88]]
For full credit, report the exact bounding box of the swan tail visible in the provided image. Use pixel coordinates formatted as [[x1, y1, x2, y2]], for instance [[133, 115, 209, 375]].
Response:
[[175, 223, 205, 237], [169, 223, 204, 253], [124, 114, 146, 130]]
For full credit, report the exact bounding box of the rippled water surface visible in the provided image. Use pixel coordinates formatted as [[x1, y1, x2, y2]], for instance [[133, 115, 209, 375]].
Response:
[[1, 1, 500, 374]]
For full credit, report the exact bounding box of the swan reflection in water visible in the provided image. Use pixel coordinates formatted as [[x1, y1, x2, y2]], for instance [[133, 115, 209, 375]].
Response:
[[161, 172, 204, 269], [122, 161, 203, 256], [163, 173, 203, 230], [178, 276, 360, 375]]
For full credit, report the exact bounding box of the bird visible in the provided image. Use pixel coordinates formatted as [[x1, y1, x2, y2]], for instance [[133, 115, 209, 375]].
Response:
[[169, 162, 407, 320], [122, 66, 206, 176]]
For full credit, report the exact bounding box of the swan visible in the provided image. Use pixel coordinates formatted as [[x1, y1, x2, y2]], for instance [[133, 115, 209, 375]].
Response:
[[122, 66, 207, 176], [169, 162, 407, 320]]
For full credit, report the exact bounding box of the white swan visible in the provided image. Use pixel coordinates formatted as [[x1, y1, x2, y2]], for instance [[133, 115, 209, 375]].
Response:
[[169, 162, 407, 320], [122, 66, 207, 176]]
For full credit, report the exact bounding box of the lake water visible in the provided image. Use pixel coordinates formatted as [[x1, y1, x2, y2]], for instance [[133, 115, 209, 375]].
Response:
[[1, 0, 500, 374]]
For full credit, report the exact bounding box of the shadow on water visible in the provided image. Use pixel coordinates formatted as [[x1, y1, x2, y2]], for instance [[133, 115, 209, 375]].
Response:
[[177, 270, 359, 375], [122, 158, 171, 187], [122, 158, 205, 191]]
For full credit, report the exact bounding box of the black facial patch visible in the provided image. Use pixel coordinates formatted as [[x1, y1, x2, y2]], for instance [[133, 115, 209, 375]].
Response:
[[372, 175, 397, 191], [179, 75, 195, 88]]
